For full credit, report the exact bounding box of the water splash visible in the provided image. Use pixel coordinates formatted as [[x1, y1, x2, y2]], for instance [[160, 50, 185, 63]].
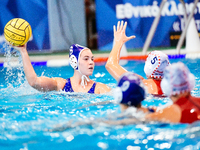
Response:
[[2, 43, 26, 89]]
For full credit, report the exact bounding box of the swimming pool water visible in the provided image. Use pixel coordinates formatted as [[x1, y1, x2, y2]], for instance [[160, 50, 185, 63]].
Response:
[[1, 52, 200, 150]]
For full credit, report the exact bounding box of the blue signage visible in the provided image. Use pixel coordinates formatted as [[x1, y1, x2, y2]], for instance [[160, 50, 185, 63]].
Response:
[[95, 0, 200, 50], [0, 0, 50, 52]]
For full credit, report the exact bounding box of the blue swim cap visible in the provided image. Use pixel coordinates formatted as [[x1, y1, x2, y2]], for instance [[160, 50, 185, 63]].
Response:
[[69, 44, 87, 70], [114, 72, 146, 107]]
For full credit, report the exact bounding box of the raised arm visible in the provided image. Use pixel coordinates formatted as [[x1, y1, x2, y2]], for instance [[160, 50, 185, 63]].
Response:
[[105, 21, 135, 80], [13, 44, 65, 92]]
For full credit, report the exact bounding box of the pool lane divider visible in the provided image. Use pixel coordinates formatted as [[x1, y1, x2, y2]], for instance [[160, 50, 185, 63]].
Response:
[[2, 53, 200, 67]]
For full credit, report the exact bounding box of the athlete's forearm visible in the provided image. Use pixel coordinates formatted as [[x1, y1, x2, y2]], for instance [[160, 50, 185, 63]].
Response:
[[106, 21, 135, 80], [19, 46, 38, 87], [19, 47, 58, 92], [105, 41, 127, 80]]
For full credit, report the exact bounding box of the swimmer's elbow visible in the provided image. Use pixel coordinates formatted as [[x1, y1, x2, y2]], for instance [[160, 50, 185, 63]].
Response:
[[27, 77, 52, 92], [28, 78, 37, 87], [28, 79, 42, 91], [105, 62, 111, 70], [105, 62, 116, 74], [105, 57, 115, 69]]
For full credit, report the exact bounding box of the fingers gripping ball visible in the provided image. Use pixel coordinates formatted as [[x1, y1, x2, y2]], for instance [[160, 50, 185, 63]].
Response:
[[4, 18, 32, 46]]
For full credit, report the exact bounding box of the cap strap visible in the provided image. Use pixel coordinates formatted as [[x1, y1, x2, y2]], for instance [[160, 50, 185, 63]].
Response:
[[81, 75, 90, 89]]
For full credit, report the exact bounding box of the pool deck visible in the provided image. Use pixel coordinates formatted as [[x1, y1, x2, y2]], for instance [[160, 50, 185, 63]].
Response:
[[0, 49, 200, 67], [0, 49, 183, 61]]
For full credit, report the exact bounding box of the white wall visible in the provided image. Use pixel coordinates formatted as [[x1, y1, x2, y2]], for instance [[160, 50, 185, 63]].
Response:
[[48, 0, 86, 51]]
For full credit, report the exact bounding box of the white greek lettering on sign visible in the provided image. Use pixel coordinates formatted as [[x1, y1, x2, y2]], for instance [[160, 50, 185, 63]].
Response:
[[116, 0, 200, 19]]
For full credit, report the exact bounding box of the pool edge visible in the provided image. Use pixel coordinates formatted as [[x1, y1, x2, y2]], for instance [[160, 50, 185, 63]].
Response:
[[1, 53, 200, 67]]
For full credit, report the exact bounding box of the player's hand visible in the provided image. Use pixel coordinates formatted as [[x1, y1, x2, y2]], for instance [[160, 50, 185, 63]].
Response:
[[11, 43, 27, 52], [5, 40, 27, 52], [113, 21, 136, 43]]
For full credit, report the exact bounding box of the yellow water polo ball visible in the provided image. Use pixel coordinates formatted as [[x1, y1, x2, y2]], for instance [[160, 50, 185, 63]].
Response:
[[4, 18, 32, 46]]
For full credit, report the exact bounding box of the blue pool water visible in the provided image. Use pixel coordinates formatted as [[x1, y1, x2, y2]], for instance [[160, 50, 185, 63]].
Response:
[[1, 51, 200, 150]]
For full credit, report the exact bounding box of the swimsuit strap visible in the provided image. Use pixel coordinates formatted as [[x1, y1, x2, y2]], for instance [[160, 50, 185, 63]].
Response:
[[88, 82, 97, 94], [152, 79, 163, 95], [63, 78, 96, 94], [63, 78, 74, 92]]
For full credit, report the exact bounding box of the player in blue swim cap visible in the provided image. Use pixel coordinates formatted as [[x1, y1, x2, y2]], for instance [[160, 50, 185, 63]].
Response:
[[113, 72, 158, 116], [68, 44, 90, 88], [69, 44, 85, 70], [11, 44, 111, 94], [114, 72, 146, 111]]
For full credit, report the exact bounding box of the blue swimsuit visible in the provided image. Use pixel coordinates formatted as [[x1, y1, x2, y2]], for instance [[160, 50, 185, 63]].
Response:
[[63, 78, 97, 94]]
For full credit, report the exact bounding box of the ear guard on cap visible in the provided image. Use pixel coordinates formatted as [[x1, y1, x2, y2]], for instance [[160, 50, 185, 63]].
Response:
[[69, 55, 78, 70], [69, 44, 86, 70]]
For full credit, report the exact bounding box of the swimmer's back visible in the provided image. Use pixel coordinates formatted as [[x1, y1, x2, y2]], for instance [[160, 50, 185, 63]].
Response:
[[174, 95, 200, 123]]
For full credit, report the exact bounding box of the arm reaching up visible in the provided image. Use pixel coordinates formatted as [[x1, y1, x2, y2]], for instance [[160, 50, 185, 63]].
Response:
[[13, 44, 65, 92], [105, 21, 136, 80]]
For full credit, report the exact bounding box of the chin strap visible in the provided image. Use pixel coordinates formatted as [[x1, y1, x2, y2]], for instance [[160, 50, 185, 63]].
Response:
[[78, 69, 90, 89], [81, 75, 90, 88]]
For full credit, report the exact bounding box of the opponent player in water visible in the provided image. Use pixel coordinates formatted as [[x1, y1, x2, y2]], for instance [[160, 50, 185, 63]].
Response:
[[102, 72, 156, 125], [12, 44, 111, 94], [106, 21, 170, 95], [146, 62, 200, 123]]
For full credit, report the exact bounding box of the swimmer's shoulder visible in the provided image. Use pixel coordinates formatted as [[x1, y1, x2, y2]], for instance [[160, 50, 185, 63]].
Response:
[[190, 95, 200, 101], [142, 79, 157, 90], [142, 78, 157, 84], [53, 77, 67, 91], [95, 82, 111, 94], [142, 79, 163, 95]]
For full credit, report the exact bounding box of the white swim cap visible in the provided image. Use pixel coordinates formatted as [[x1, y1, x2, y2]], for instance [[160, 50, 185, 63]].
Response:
[[144, 51, 170, 79], [161, 62, 195, 96]]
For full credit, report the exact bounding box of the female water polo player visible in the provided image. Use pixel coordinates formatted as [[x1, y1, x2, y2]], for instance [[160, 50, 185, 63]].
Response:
[[106, 21, 170, 95], [50, 72, 155, 130], [146, 62, 200, 123], [12, 44, 111, 94]]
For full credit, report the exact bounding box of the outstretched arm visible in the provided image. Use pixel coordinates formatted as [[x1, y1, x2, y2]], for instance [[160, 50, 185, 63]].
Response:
[[105, 21, 135, 80], [145, 104, 181, 123], [13, 44, 65, 92]]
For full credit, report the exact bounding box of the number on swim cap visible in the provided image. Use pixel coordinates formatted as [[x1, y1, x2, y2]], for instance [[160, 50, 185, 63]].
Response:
[[151, 56, 157, 64]]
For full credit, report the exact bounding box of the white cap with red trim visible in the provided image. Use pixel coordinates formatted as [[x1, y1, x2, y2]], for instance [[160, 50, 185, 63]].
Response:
[[161, 62, 195, 96], [144, 51, 170, 79]]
